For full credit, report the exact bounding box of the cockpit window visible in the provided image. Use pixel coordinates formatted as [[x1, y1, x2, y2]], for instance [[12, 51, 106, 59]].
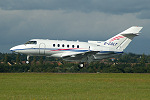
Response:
[[25, 41, 37, 44]]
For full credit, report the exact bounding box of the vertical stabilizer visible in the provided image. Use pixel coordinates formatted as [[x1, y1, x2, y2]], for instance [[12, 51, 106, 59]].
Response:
[[104, 26, 143, 51]]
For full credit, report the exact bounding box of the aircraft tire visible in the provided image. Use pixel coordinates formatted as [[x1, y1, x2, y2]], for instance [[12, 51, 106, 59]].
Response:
[[78, 62, 85, 68]]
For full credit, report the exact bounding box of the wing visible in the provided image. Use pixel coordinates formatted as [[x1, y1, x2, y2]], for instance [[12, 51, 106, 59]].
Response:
[[62, 51, 99, 62]]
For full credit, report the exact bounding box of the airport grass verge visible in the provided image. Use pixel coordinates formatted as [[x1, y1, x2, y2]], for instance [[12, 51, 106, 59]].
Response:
[[0, 73, 150, 100]]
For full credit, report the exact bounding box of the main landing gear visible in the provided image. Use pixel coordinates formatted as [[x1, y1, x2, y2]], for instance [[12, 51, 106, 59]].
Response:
[[78, 62, 86, 68]]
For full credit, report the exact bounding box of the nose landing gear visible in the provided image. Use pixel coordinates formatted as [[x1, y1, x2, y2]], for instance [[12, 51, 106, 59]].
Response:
[[26, 55, 30, 64]]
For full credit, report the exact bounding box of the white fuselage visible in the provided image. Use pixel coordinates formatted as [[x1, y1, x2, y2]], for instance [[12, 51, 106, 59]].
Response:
[[10, 26, 143, 63], [10, 39, 122, 62]]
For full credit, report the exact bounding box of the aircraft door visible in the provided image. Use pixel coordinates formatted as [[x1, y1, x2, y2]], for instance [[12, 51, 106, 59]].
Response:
[[39, 43, 46, 55]]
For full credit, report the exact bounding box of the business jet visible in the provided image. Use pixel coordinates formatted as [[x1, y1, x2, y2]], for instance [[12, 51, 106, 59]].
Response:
[[10, 26, 143, 67]]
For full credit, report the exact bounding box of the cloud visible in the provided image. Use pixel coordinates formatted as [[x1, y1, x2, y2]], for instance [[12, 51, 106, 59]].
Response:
[[0, 8, 149, 53], [0, 0, 150, 54], [0, 0, 150, 15], [137, 11, 150, 19]]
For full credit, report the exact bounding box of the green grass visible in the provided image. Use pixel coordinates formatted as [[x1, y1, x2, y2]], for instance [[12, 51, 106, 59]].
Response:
[[0, 73, 150, 100]]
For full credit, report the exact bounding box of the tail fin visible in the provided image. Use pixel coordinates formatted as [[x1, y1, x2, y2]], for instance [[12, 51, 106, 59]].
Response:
[[104, 26, 143, 51]]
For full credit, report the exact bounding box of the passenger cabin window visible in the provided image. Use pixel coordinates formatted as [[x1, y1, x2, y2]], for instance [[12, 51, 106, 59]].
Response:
[[53, 44, 55, 47], [72, 45, 74, 48], [62, 44, 65, 47], [77, 45, 79, 48], [67, 45, 69, 48], [25, 41, 37, 44], [58, 44, 60, 47]]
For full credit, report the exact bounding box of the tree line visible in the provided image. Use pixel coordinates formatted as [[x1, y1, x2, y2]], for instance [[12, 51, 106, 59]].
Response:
[[0, 52, 150, 73]]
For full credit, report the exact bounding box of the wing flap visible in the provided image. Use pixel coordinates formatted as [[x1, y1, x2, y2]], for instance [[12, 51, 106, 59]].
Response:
[[51, 52, 84, 58], [63, 51, 99, 62]]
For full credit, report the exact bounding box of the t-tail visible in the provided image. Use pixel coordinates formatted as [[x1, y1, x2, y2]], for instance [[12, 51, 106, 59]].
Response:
[[104, 26, 143, 51]]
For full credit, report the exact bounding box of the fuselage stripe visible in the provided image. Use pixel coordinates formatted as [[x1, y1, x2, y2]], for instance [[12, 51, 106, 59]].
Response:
[[11, 48, 123, 54]]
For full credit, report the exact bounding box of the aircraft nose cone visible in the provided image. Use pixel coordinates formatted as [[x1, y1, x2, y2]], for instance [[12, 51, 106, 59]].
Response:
[[10, 45, 22, 52], [10, 46, 16, 52], [10, 44, 26, 53]]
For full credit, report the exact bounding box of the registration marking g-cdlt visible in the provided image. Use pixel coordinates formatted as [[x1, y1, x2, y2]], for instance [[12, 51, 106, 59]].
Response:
[[104, 42, 118, 46]]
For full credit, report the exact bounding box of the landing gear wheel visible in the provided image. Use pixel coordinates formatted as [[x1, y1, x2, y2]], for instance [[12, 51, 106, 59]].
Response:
[[26, 61, 29, 64], [78, 62, 85, 68]]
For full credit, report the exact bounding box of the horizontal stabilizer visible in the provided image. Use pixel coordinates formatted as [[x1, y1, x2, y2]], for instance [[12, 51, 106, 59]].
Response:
[[120, 26, 143, 35]]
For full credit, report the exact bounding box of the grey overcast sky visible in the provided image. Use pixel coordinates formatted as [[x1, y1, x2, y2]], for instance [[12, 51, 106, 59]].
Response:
[[0, 0, 150, 54]]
